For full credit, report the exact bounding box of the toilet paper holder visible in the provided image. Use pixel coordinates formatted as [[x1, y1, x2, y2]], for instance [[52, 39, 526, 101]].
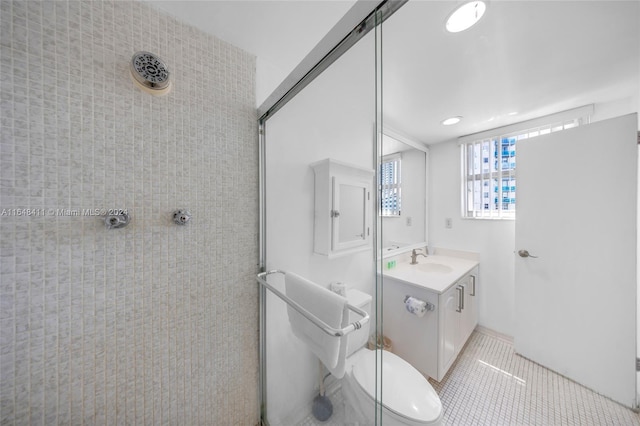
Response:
[[404, 295, 435, 313]]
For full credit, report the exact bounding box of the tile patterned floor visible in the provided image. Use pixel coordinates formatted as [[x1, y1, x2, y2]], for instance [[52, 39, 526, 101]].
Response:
[[300, 329, 640, 425], [429, 329, 639, 425], [297, 389, 349, 426]]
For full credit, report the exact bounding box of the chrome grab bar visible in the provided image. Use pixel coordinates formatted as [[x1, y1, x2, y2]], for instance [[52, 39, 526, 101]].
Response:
[[256, 270, 370, 338]]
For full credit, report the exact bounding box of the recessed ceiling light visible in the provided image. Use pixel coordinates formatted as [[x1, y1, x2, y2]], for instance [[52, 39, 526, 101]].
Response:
[[508, 111, 518, 116], [446, 1, 487, 33], [442, 116, 462, 126]]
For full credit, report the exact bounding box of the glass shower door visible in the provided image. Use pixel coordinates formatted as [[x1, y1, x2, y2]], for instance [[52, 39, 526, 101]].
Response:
[[258, 9, 385, 425]]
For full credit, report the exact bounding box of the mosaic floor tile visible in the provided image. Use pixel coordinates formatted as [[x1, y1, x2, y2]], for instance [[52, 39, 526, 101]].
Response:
[[299, 329, 640, 425]]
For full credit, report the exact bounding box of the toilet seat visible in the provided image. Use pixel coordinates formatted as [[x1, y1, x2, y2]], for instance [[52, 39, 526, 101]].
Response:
[[351, 349, 442, 424]]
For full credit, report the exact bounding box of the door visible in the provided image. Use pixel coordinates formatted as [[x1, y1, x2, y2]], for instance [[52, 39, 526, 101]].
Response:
[[459, 271, 478, 345], [331, 175, 370, 252], [515, 114, 637, 408]]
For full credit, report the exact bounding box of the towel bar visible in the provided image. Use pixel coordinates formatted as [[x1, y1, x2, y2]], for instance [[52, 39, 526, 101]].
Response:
[[256, 270, 370, 338]]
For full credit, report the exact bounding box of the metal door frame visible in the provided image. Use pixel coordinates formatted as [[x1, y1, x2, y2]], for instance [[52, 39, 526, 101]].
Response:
[[256, 1, 407, 423]]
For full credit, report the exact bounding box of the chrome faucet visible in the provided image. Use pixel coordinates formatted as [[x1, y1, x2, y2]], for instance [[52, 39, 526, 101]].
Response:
[[410, 248, 428, 265]]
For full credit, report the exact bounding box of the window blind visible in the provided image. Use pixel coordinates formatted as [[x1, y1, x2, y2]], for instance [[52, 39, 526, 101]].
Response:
[[380, 153, 402, 216]]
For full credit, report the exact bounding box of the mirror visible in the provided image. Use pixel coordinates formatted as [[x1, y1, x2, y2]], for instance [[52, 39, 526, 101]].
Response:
[[379, 131, 428, 257], [311, 158, 373, 258]]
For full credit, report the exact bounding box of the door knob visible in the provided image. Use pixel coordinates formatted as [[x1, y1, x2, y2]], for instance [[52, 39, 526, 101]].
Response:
[[518, 249, 538, 258]]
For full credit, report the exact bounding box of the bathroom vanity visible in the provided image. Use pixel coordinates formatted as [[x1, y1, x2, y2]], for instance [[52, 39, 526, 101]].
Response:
[[380, 249, 479, 381]]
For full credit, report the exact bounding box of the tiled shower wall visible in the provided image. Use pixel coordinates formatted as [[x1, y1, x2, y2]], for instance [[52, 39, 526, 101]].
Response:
[[0, 1, 259, 424]]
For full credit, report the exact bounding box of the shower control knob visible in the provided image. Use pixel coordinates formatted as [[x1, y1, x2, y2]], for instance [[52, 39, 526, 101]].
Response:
[[104, 212, 130, 229], [173, 210, 192, 225]]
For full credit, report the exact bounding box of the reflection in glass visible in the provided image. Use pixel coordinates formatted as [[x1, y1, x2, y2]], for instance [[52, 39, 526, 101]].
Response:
[[338, 183, 366, 244]]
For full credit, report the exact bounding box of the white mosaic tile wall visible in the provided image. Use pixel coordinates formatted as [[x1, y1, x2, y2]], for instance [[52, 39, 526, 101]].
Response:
[[0, 1, 259, 424]]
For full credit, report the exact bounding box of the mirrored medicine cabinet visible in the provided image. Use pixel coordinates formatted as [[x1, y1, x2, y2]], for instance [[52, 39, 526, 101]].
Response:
[[311, 158, 374, 258]]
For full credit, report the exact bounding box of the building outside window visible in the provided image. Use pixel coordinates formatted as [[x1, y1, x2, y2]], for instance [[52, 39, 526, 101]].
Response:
[[461, 106, 592, 219], [380, 153, 402, 217]]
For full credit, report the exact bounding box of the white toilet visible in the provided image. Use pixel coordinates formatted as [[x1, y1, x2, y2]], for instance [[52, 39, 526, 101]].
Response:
[[340, 289, 443, 425]]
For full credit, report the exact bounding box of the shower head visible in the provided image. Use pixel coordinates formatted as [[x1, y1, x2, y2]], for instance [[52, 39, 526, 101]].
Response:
[[130, 51, 172, 96]]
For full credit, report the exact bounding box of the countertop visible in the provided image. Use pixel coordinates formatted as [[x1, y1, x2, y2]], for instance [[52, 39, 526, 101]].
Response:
[[380, 254, 479, 294]]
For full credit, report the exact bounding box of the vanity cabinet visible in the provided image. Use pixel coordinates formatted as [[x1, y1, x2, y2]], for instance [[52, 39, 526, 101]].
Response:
[[383, 264, 479, 382], [439, 269, 478, 379], [459, 272, 478, 346], [311, 159, 374, 258]]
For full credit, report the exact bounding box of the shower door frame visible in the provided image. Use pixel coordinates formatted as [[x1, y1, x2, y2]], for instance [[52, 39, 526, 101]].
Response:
[[256, 1, 407, 423]]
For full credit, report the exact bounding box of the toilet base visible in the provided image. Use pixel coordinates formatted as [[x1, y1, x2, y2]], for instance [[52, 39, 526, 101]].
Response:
[[340, 350, 443, 426], [342, 380, 443, 425]]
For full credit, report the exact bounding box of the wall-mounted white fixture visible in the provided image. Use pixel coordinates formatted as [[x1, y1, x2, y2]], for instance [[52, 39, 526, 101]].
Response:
[[311, 159, 373, 258], [446, 1, 486, 33], [441, 116, 462, 126], [130, 51, 172, 96]]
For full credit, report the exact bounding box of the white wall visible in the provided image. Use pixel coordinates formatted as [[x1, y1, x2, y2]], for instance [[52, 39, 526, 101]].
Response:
[[428, 98, 639, 337], [428, 141, 516, 335], [263, 31, 377, 424], [591, 96, 640, 129]]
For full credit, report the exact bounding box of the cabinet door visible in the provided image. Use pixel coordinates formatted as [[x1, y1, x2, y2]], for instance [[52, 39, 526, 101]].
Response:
[[459, 274, 478, 349], [440, 284, 461, 380], [462, 272, 478, 342], [331, 176, 371, 251]]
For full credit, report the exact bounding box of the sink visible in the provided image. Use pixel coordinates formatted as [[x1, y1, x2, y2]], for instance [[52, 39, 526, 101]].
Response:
[[412, 262, 453, 274]]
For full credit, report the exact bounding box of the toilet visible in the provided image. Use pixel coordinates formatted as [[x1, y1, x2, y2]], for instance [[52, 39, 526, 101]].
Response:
[[340, 289, 443, 425]]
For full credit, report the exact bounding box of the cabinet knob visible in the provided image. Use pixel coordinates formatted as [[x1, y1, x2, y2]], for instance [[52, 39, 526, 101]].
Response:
[[331, 210, 340, 218]]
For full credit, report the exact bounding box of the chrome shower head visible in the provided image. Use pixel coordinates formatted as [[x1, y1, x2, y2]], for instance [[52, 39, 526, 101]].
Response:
[[130, 51, 172, 95]]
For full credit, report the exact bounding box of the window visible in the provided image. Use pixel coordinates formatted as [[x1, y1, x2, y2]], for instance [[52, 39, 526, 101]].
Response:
[[380, 153, 401, 216], [461, 106, 592, 219]]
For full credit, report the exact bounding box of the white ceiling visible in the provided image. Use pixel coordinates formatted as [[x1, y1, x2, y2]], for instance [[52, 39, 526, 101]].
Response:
[[383, 0, 639, 144], [145, 0, 356, 105], [145, 0, 639, 145]]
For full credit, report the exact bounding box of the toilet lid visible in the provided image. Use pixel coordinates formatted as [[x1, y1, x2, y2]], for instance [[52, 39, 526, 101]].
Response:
[[352, 349, 442, 423]]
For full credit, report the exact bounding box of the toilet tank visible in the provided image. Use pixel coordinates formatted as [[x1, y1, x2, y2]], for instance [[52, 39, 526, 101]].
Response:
[[345, 289, 372, 357]]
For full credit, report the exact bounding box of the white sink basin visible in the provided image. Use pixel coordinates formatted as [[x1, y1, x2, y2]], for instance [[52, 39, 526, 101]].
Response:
[[381, 253, 479, 294], [412, 262, 453, 274]]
